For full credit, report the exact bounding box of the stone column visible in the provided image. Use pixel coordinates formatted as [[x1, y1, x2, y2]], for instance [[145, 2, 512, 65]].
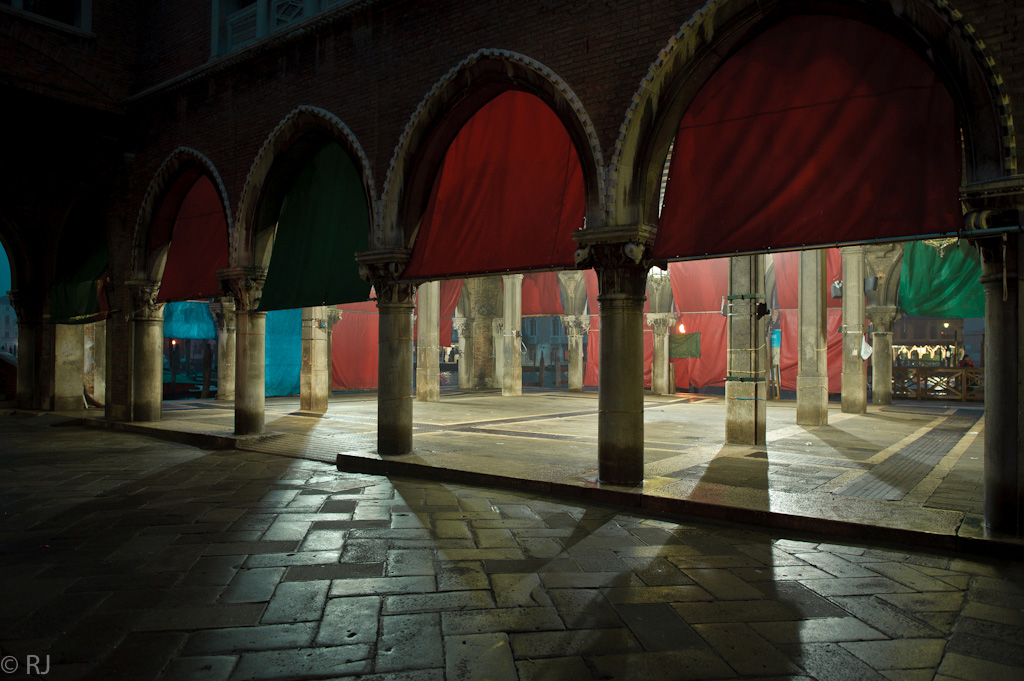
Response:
[[979, 235, 1021, 534], [574, 225, 656, 487], [866, 306, 897, 405], [501, 274, 523, 396], [646, 313, 675, 395], [9, 291, 39, 410], [358, 252, 416, 456], [463, 277, 501, 389], [128, 280, 164, 422], [797, 249, 828, 426], [300, 305, 330, 414], [219, 267, 267, 435], [841, 246, 867, 414], [416, 281, 441, 402], [209, 297, 236, 401], [492, 318, 504, 387], [325, 308, 342, 395], [561, 314, 590, 391], [452, 316, 472, 389], [88, 320, 106, 406], [725, 255, 768, 444], [54, 324, 85, 411]]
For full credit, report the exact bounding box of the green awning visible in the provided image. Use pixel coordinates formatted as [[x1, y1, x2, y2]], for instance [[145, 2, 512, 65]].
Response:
[[670, 332, 701, 359], [260, 143, 371, 310], [898, 240, 984, 318]]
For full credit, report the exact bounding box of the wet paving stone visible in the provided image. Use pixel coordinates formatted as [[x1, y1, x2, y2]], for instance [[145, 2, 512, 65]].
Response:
[[2, 416, 1023, 680]]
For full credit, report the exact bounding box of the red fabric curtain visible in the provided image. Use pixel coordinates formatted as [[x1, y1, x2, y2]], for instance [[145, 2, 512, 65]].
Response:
[[158, 176, 229, 302], [522, 272, 564, 316], [668, 259, 728, 389], [404, 90, 585, 279], [439, 279, 463, 347], [773, 249, 843, 310], [779, 309, 843, 392], [331, 301, 379, 390], [584, 269, 600, 386], [656, 15, 959, 260]]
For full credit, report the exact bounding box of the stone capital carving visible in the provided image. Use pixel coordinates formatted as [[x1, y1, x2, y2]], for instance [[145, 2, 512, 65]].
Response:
[[326, 308, 343, 327], [866, 305, 899, 334], [560, 314, 590, 337], [573, 225, 657, 302], [962, 176, 1024, 233], [217, 266, 267, 312], [208, 297, 237, 333], [646, 272, 673, 313], [557, 270, 588, 316], [126, 279, 165, 321], [646, 312, 676, 337], [356, 249, 415, 308], [452, 316, 469, 337]]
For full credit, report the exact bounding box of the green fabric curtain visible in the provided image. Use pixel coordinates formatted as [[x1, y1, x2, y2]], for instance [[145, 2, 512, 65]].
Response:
[[898, 241, 984, 318], [260, 143, 370, 311], [670, 332, 702, 359], [49, 242, 108, 324]]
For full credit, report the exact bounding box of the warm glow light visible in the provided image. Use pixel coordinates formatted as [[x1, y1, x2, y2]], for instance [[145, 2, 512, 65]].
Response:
[[677, 322, 686, 334], [943, 322, 950, 328], [171, 339, 177, 346]]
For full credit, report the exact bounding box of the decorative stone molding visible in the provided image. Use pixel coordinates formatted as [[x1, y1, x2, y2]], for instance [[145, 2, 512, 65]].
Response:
[[561, 314, 591, 337], [962, 176, 1024, 233], [574, 224, 657, 298], [866, 305, 899, 335], [646, 312, 676, 337], [356, 249, 415, 306], [557, 270, 588, 317], [646, 274, 674, 314], [126, 280, 165, 322], [217, 266, 267, 312], [208, 297, 237, 333]]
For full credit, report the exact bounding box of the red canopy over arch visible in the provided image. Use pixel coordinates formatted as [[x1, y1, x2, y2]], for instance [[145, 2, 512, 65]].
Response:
[[403, 90, 585, 279], [158, 175, 229, 302], [656, 15, 959, 259]]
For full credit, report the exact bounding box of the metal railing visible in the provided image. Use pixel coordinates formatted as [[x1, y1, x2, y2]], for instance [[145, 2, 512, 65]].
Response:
[[891, 367, 984, 401]]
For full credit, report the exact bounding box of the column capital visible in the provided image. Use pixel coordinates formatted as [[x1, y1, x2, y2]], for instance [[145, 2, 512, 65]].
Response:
[[866, 305, 899, 333], [961, 175, 1024, 232], [326, 308, 343, 326], [356, 249, 415, 307], [126, 279, 165, 321], [452, 316, 469, 336], [646, 272, 673, 313], [217, 266, 267, 312], [208, 296, 237, 332], [572, 223, 658, 272], [646, 312, 676, 336], [501, 273, 524, 285], [560, 314, 590, 337]]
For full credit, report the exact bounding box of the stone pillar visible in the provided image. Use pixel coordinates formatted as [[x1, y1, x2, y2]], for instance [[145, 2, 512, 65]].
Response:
[[219, 267, 267, 435], [9, 291, 39, 410], [501, 274, 523, 396], [979, 235, 1021, 534], [797, 249, 828, 426], [453, 316, 471, 390], [209, 297, 236, 401], [574, 226, 656, 487], [492, 318, 504, 387], [128, 280, 164, 422], [561, 314, 590, 391], [463, 277, 501, 389], [300, 305, 330, 414], [88, 320, 106, 406], [416, 281, 441, 402], [866, 306, 897, 405], [54, 324, 85, 411], [325, 308, 342, 396], [646, 313, 674, 395], [841, 246, 867, 414], [358, 252, 416, 456], [725, 255, 768, 444]]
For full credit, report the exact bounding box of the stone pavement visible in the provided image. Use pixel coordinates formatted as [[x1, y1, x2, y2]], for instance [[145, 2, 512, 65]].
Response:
[[73, 391, 1015, 551], [2, 412, 1024, 680]]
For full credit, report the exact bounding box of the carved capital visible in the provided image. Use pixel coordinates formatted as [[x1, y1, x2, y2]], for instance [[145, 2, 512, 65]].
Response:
[[326, 308, 343, 326], [573, 225, 656, 302], [126, 279, 164, 321], [646, 312, 676, 337], [452, 316, 469, 336], [217, 266, 267, 312], [866, 305, 899, 334], [556, 270, 588, 316], [492, 319, 505, 336], [356, 249, 415, 308], [208, 297, 237, 333], [646, 272, 674, 313], [560, 314, 590, 337]]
